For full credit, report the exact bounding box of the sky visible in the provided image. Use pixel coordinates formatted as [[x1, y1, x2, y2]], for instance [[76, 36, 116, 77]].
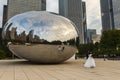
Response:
[[0, 0, 7, 28], [0, 0, 102, 34], [85, 0, 102, 34]]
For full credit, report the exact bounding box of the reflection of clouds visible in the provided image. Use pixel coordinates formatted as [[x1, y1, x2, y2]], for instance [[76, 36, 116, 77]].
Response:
[[20, 18, 33, 28], [7, 11, 78, 42], [16, 27, 26, 35]]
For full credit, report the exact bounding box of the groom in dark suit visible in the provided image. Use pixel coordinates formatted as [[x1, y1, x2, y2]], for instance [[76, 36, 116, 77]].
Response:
[[86, 51, 90, 59]]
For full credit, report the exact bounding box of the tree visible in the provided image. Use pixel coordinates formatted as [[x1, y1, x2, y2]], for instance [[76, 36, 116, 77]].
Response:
[[100, 30, 120, 49], [100, 30, 120, 56]]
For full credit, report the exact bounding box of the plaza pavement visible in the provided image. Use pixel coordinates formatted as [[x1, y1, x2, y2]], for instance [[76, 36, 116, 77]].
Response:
[[0, 58, 120, 80]]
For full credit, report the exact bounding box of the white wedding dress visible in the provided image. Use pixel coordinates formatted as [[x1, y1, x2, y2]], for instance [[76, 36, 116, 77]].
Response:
[[84, 54, 96, 68]]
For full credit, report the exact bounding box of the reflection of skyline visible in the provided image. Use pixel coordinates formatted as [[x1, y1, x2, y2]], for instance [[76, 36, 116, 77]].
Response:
[[4, 26, 78, 45], [5, 27, 42, 44], [5, 11, 78, 42]]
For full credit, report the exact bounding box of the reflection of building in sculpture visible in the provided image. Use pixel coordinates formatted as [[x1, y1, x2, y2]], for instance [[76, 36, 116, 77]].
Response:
[[5, 23, 13, 40], [27, 30, 34, 43], [20, 31, 26, 42], [10, 27, 17, 40], [3, 11, 79, 45], [4, 24, 42, 44], [33, 35, 40, 43]]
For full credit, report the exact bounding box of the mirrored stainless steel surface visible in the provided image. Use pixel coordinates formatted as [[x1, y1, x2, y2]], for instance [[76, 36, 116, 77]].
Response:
[[2, 11, 79, 63]]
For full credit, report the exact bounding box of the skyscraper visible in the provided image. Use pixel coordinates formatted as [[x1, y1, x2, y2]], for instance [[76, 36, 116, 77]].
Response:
[[0, 28, 2, 45], [100, 0, 113, 31], [112, 0, 120, 29], [100, 0, 120, 31], [2, 5, 8, 28], [87, 29, 96, 43], [7, 0, 46, 20], [59, 0, 85, 44], [82, 2, 87, 44]]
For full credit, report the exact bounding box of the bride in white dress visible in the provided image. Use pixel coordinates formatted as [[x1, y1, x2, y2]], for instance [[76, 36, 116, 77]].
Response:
[[84, 54, 96, 68]]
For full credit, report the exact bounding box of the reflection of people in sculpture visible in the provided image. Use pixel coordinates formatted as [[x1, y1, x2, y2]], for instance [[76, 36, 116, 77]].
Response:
[[62, 46, 65, 51], [7, 42, 12, 47], [84, 53, 96, 68], [58, 45, 65, 51], [8, 42, 12, 45]]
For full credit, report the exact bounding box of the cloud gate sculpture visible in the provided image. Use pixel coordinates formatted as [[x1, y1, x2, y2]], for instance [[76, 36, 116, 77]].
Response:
[[2, 11, 79, 63]]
